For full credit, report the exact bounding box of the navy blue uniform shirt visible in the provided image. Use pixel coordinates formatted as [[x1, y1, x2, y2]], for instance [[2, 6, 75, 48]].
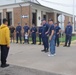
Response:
[[23, 25, 30, 33], [65, 25, 72, 35], [42, 23, 49, 37], [31, 27, 37, 34], [55, 26, 61, 35], [38, 26, 43, 34], [16, 26, 22, 33], [49, 24, 55, 35]]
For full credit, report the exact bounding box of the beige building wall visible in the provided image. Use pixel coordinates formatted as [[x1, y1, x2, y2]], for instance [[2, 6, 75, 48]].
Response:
[[0, 3, 73, 32], [13, 6, 31, 28]]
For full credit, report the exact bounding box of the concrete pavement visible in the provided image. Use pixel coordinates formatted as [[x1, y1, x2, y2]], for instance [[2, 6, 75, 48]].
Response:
[[0, 65, 62, 75], [0, 43, 76, 75]]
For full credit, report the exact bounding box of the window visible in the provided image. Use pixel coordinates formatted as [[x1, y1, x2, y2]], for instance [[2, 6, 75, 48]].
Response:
[[32, 12, 37, 26], [0, 13, 2, 25], [43, 15, 46, 19], [6, 12, 12, 26]]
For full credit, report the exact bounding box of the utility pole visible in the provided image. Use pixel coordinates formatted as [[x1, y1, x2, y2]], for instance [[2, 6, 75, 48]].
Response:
[[14, 0, 16, 3], [73, 0, 75, 33]]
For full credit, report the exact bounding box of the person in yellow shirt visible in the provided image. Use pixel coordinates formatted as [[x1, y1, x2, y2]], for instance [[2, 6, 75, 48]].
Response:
[[0, 18, 10, 68]]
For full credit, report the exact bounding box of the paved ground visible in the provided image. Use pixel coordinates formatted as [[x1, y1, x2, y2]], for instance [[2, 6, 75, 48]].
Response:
[[0, 43, 76, 75], [0, 65, 62, 75]]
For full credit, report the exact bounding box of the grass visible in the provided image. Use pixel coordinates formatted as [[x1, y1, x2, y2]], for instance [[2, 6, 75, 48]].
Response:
[[28, 35, 76, 43], [16, 35, 76, 43], [59, 35, 76, 42]]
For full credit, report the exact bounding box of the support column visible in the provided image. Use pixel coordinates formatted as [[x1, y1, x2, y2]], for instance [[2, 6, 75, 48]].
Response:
[[0, 9, 3, 24], [3, 9, 7, 18], [54, 12, 57, 23], [37, 10, 41, 27]]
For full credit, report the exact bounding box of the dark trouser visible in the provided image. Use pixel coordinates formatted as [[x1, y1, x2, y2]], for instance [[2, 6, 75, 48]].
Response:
[[55, 35, 59, 46], [39, 34, 42, 44], [16, 33, 22, 43], [10, 33, 14, 43], [65, 35, 72, 46], [0, 45, 9, 65], [42, 36, 49, 50], [32, 33, 36, 44]]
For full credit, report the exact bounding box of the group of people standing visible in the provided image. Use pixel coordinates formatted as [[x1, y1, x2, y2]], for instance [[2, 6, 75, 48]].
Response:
[[9, 23, 37, 44], [9, 19, 72, 56], [40, 19, 72, 56], [13, 19, 72, 56], [0, 18, 72, 68]]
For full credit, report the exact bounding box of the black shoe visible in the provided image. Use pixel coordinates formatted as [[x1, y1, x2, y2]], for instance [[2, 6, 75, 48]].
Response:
[[34, 43, 36, 45], [38, 43, 41, 45], [45, 50, 49, 53], [67, 45, 70, 47], [57, 45, 59, 47], [41, 49, 46, 52], [45, 48, 49, 53], [1, 64, 9, 68], [16, 42, 18, 43], [63, 45, 67, 47]]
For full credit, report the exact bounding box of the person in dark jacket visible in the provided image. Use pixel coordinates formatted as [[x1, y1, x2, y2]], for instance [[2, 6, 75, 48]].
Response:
[[64, 22, 72, 47], [16, 23, 22, 43], [41, 19, 49, 52], [30, 24, 37, 44], [54, 23, 61, 47]]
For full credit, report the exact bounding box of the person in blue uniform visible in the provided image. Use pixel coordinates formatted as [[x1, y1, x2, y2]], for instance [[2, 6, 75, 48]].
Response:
[[30, 24, 37, 44], [41, 19, 49, 53], [48, 19, 56, 56], [23, 23, 30, 44], [64, 22, 72, 47], [54, 23, 61, 47], [16, 23, 22, 43], [38, 23, 43, 45]]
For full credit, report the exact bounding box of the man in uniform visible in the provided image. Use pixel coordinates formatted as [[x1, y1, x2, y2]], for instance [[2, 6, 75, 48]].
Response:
[[0, 18, 10, 68], [41, 19, 49, 53], [38, 23, 43, 45], [23, 23, 30, 44], [54, 23, 61, 47], [48, 19, 56, 56], [30, 24, 37, 44], [16, 23, 22, 43], [64, 22, 72, 47]]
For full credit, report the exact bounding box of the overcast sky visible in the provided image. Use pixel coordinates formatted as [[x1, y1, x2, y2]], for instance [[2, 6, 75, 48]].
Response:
[[0, 0, 75, 6], [0, 0, 23, 5], [38, 0, 76, 15]]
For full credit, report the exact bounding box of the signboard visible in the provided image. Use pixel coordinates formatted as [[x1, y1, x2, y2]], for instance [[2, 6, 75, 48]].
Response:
[[21, 15, 29, 18], [58, 15, 65, 22]]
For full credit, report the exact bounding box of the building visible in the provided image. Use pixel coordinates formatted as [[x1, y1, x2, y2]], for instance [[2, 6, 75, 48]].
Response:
[[0, 0, 74, 32]]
